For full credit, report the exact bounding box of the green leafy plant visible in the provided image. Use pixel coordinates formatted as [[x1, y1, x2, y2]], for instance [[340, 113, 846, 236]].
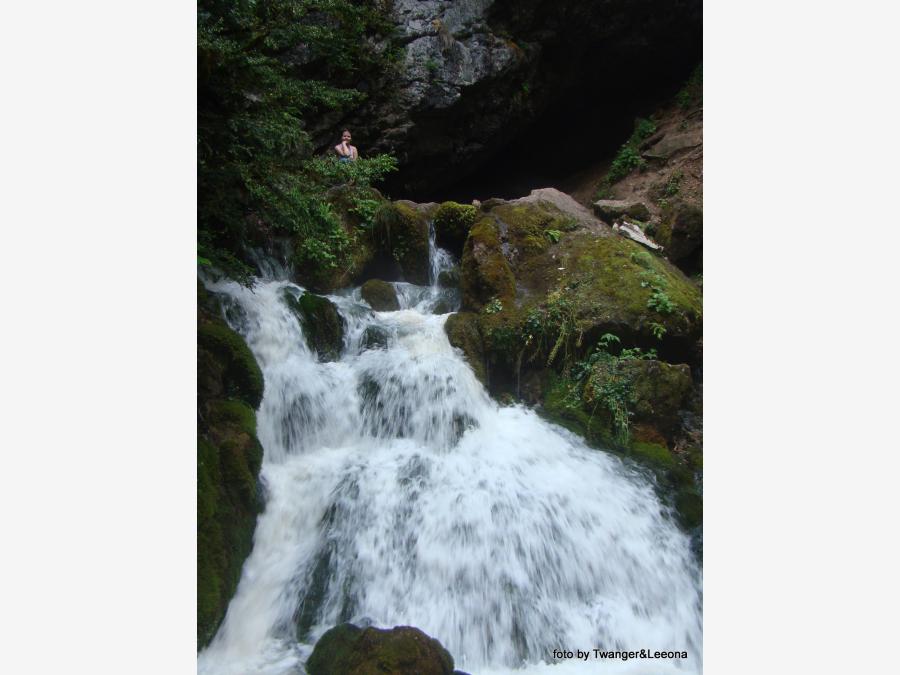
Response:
[[545, 229, 562, 244], [647, 288, 676, 314], [648, 321, 667, 340], [484, 298, 504, 314], [594, 117, 657, 199]]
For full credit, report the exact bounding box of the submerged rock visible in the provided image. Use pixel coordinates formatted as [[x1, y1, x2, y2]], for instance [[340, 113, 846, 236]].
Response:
[[284, 290, 345, 362], [307, 623, 456, 675], [361, 279, 401, 311], [360, 325, 390, 351]]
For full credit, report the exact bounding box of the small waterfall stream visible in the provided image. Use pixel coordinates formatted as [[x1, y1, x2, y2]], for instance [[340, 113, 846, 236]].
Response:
[[198, 235, 702, 674]]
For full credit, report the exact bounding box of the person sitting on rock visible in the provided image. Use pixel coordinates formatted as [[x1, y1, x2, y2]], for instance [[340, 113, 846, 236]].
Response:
[[334, 129, 358, 162]]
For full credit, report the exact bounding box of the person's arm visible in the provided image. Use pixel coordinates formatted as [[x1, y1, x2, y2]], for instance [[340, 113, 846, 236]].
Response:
[[351, 145, 358, 159]]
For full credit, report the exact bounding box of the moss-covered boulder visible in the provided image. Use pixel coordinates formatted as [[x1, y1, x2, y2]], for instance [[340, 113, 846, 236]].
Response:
[[284, 290, 345, 361], [361, 279, 400, 311], [460, 217, 516, 311], [307, 623, 455, 675], [373, 201, 430, 285], [444, 312, 486, 384], [198, 316, 264, 409], [197, 302, 265, 647], [433, 201, 477, 254]]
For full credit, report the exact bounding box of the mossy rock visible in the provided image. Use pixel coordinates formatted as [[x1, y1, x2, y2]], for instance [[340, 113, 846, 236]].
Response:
[[373, 201, 430, 285], [490, 202, 574, 266], [197, 309, 265, 647], [360, 279, 400, 311], [444, 312, 486, 384], [197, 318, 264, 409], [460, 217, 516, 311], [433, 201, 477, 253], [284, 290, 345, 361], [307, 624, 455, 675]]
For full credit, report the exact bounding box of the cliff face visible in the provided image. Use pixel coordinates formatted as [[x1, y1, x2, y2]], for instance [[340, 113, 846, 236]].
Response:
[[317, 0, 701, 196]]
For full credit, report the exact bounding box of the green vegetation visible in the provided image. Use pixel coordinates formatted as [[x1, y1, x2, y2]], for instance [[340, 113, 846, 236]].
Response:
[[592, 117, 657, 200], [676, 63, 703, 110], [198, 0, 399, 284]]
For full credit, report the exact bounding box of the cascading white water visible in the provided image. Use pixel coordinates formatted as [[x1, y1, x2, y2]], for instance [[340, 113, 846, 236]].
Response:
[[198, 238, 701, 675]]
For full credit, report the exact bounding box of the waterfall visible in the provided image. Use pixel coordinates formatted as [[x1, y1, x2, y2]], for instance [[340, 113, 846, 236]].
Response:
[[198, 239, 702, 675]]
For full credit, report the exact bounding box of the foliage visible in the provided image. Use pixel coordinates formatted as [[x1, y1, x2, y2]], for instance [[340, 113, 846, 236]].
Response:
[[594, 117, 657, 199], [545, 229, 562, 244], [664, 170, 683, 197], [676, 63, 703, 109], [483, 298, 504, 314], [563, 333, 659, 444], [198, 0, 399, 283], [640, 270, 679, 315]]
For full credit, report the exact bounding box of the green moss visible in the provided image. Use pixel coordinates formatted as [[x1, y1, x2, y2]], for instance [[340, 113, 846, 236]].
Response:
[[360, 279, 400, 311], [629, 440, 675, 466], [197, 319, 264, 409], [444, 312, 486, 384], [433, 201, 476, 252], [373, 201, 430, 284], [674, 490, 702, 529], [307, 624, 455, 675], [460, 217, 516, 311]]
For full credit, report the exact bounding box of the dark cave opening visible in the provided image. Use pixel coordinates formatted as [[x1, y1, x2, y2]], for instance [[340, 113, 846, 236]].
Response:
[[392, 54, 702, 204]]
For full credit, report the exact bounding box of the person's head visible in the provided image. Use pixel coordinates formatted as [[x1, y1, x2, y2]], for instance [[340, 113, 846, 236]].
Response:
[[341, 130, 352, 144]]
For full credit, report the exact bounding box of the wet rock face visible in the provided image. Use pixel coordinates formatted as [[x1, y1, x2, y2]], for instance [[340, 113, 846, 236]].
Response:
[[361, 279, 401, 311], [284, 290, 346, 361], [307, 623, 456, 675], [318, 0, 702, 195]]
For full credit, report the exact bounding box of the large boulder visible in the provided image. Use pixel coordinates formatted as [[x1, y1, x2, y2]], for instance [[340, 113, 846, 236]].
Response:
[[284, 290, 346, 361], [307, 623, 456, 675], [361, 279, 401, 311]]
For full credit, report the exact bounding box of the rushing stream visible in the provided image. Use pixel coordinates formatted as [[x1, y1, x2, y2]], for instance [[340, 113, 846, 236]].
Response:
[[198, 232, 702, 674]]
